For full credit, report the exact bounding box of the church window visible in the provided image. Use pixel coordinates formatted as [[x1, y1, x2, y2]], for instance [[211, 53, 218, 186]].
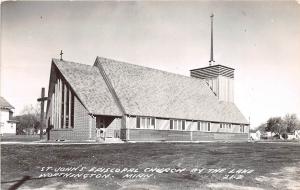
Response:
[[137, 117, 155, 129], [240, 125, 245, 133], [174, 120, 178, 130], [147, 118, 151, 129], [61, 82, 64, 128], [198, 121, 211, 131], [151, 118, 155, 129], [182, 121, 185, 130], [136, 117, 140, 128], [71, 94, 74, 128], [170, 120, 185, 130], [66, 88, 69, 127], [170, 120, 173, 130]]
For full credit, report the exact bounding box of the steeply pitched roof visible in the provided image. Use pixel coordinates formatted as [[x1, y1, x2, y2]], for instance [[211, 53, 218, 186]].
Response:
[[52, 59, 122, 116], [95, 57, 248, 124], [51, 57, 248, 124], [0, 96, 14, 109]]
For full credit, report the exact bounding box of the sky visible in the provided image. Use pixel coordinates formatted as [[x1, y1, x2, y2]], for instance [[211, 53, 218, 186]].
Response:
[[1, 1, 300, 128]]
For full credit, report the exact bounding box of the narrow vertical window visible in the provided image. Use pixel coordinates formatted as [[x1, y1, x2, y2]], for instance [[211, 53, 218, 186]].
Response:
[[141, 118, 144, 128], [208, 122, 211, 131], [182, 120, 185, 130], [60, 82, 65, 128], [136, 117, 140, 128], [201, 122, 204, 131], [66, 88, 69, 127], [240, 125, 244, 133], [9, 111, 13, 120], [197, 122, 200, 131], [174, 120, 178, 130], [143, 118, 146, 128], [71, 94, 74, 128], [170, 120, 173, 130], [147, 118, 151, 129], [151, 118, 155, 129]]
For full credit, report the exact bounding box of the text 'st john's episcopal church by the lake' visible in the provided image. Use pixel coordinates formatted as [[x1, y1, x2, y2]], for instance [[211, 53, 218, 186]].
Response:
[[45, 15, 249, 142]]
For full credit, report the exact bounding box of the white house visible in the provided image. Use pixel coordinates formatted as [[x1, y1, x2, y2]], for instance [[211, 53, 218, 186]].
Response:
[[287, 130, 300, 140], [0, 96, 18, 135], [250, 130, 261, 141]]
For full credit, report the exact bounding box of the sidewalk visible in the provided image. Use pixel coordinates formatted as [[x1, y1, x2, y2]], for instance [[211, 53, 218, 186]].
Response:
[[0, 139, 126, 145]]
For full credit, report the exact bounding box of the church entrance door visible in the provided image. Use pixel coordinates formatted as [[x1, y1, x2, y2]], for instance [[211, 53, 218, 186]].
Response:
[[96, 118, 106, 141]]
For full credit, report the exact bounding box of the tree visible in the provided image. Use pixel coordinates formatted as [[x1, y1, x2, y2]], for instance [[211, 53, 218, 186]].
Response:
[[256, 123, 267, 132], [16, 104, 40, 135], [266, 117, 286, 136], [283, 114, 300, 133]]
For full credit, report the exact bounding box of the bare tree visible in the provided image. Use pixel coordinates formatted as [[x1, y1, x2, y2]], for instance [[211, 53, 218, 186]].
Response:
[[16, 104, 40, 135], [21, 104, 40, 116], [283, 114, 300, 133], [266, 117, 286, 136]]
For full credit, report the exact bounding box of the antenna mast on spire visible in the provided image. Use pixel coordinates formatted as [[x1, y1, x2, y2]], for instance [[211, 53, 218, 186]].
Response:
[[209, 14, 215, 66]]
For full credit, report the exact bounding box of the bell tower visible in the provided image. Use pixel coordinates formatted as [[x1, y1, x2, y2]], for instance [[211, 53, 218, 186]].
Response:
[[190, 14, 234, 103]]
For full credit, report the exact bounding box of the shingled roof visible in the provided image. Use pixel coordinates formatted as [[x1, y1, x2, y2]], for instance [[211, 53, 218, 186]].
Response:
[[0, 96, 14, 109], [52, 59, 122, 116], [52, 57, 248, 124], [95, 57, 248, 124]]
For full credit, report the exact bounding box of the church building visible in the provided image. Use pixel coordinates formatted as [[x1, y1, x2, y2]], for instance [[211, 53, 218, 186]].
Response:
[[45, 15, 249, 142], [45, 56, 249, 142]]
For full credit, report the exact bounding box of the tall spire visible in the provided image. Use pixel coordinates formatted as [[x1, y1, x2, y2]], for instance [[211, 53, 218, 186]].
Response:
[[209, 14, 215, 66]]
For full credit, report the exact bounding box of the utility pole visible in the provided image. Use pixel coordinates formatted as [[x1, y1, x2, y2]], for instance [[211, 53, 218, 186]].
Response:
[[37, 88, 48, 140]]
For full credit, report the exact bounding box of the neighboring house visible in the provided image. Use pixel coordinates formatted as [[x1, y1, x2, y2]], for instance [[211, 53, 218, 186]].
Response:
[[295, 130, 300, 140], [45, 57, 249, 142], [0, 96, 18, 135], [250, 130, 261, 141], [287, 130, 300, 140], [261, 131, 273, 139]]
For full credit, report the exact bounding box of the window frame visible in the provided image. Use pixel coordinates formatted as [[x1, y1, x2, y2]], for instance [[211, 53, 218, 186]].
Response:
[[240, 124, 245, 133], [137, 117, 156, 129], [170, 119, 173, 130], [170, 119, 186, 130], [182, 120, 185, 130], [151, 118, 155, 129], [207, 122, 211, 131], [136, 117, 140, 128]]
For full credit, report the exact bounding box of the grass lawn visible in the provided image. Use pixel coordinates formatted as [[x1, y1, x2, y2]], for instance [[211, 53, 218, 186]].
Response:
[[1, 142, 300, 190]]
